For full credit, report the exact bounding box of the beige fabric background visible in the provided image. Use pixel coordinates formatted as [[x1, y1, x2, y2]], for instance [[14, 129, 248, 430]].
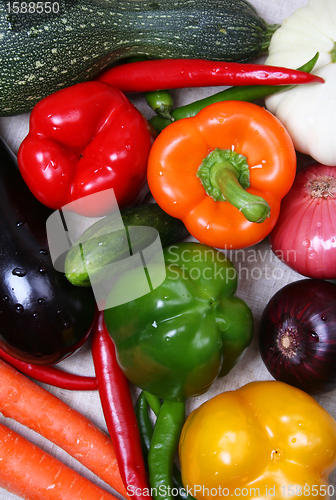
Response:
[[1, 1, 336, 499]]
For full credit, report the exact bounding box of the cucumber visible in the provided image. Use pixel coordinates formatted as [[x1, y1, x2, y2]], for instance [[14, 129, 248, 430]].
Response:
[[65, 203, 189, 287], [0, 0, 274, 116]]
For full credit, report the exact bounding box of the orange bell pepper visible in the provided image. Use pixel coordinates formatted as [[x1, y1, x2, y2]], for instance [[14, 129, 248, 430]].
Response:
[[147, 101, 296, 249]]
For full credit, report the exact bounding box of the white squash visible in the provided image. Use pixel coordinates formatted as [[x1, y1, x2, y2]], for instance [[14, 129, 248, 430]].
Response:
[[265, 0, 336, 166]]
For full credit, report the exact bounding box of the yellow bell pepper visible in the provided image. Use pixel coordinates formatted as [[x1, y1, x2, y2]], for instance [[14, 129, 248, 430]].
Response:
[[179, 381, 336, 500]]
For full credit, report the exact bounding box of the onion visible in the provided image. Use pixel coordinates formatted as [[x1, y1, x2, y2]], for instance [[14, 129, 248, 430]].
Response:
[[258, 279, 336, 395], [270, 163, 336, 279]]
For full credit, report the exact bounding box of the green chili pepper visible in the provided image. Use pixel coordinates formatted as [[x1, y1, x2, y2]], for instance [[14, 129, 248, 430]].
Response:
[[135, 392, 154, 463], [120, 56, 174, 120], [149, 52, 320, 132], [145, 90, 174, 120], [148, 399, 186, 500], [136, 392, 196, 500]]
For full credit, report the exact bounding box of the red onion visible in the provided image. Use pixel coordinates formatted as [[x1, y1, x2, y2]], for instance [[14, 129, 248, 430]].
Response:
[[258, 279, 336, 395], [270, 163, 336, 279]]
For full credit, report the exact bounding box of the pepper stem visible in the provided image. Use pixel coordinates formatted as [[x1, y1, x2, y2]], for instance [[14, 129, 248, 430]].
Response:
[[330, 41, 336, 63], [197, 148, 270, 223]]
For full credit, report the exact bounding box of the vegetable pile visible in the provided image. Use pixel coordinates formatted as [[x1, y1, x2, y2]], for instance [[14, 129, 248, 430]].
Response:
[[1, 0, 336, 499]]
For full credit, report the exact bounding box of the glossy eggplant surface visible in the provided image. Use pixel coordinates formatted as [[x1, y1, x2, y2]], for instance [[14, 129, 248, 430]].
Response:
[[0, 138, 95, 364]]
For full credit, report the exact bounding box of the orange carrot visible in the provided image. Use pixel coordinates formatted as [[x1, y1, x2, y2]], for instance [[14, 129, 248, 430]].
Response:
[[0, 420, 119, 500], [0, 359, 129, 499]]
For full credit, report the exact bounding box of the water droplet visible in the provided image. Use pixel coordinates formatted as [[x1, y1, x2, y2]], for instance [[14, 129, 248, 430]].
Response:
[[291, 438, 297, 443], [39, 266, 48, 274], [63, 322, 70, 329], [39, 249, 49, 255], [271, 449, 281, 459], [15, 304, 24, 314], [310, 331, 319, 342], [321, 315, 327, 321], [32, 312, 39, 318], [16, 219, 26, 227], [38, 298, 44, 304], [302, 239, 310, 248], [12, 268, 26, 277], [57, 309, 62, 314], [308, 250, 317, 260], [316, 221, 322, 228], [3, 296, 9, 301], [297, 420, 306, 429], [326, 449, 334, 458]]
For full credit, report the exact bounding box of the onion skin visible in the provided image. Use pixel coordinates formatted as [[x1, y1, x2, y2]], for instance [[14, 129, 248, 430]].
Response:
[[258, 279, 336, 395], [269, 163, 336, 279]]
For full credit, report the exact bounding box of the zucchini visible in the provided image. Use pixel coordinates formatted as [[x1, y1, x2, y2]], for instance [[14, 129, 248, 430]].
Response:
[[65, 203, 189, 287], [0, 0, 275, 116]]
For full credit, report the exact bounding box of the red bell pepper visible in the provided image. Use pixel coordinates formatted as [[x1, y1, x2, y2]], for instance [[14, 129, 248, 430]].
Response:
[[18, 81, 154, 216]]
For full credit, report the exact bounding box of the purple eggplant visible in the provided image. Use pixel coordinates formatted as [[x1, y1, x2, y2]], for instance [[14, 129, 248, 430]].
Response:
[[0, 138, 95, 364]]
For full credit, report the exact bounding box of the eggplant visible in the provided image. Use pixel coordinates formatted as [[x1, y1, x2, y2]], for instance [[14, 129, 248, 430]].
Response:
[[0, 138, 95, 364]]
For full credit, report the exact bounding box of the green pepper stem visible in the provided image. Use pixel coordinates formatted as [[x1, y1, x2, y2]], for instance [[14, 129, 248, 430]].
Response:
[[197, 148, 270, 223], [331, 41, 336, 64], [261, 23, 280, 53], [216, 163, 270, 222]]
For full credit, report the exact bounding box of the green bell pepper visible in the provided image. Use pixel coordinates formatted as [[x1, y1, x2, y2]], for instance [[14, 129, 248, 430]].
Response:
[[104, 242, 253, 401]]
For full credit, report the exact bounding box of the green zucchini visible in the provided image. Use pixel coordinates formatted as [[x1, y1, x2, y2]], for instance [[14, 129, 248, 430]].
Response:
[[65, 203, 189, 287], [0, 0, 276, 116]]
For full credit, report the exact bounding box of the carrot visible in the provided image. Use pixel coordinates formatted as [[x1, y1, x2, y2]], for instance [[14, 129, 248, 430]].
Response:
[[0, 420, 118, 500], [0, 358, 129, 499]]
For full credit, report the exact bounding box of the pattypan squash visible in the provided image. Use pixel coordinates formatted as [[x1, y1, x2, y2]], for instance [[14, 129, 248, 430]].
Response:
[[265, 0, 336, 166]]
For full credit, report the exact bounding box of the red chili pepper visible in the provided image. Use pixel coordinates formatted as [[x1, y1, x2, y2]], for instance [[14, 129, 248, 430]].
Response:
[[97, 58, 324, 93], [91, 311, 150, 500], [0, 347, 98, 391], [17, 81, 154, 217]]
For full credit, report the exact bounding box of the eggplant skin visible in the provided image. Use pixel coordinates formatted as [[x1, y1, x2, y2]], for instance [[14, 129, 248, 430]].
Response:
[[0, 139, 96, 364]]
